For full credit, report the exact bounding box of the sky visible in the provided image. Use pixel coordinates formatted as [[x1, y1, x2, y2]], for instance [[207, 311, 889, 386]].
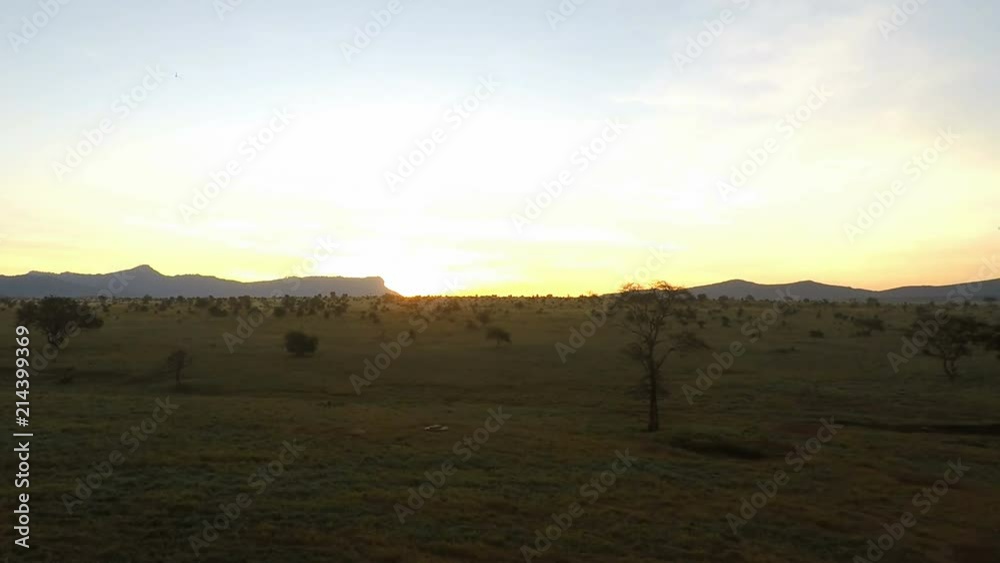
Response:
[[1, 0, 998, 296]]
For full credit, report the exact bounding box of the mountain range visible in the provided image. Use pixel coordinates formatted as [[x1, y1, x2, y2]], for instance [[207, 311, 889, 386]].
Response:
[[687, 278, 1000, 303], [0, 265, 392, 298], [1, 265, 998, 302]]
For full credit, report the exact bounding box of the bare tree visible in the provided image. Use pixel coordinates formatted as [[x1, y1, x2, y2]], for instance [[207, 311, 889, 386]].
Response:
[[616, 281, 704, 432]]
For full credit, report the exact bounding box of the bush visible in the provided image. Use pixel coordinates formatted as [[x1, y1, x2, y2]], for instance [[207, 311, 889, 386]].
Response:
[[165, 349, 192, 385], [284, 331, 318, 357], [485, 326, 512, 346], [852, 316, 885, 337], [809, 330, 825, 338]]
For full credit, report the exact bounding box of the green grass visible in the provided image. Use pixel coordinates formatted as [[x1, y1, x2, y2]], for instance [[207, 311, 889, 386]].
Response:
[[1, 297, 998, 562]]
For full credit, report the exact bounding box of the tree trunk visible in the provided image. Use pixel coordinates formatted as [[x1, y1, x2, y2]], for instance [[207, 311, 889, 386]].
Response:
[[944, 358, 957, 381], [647, 367, 660, 432]]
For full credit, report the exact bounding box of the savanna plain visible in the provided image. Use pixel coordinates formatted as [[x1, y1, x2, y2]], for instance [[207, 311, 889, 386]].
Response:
[[1, 293, 998, 563]]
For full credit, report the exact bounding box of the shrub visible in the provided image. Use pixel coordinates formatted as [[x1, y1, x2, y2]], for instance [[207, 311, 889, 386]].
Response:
[[852, 316, 885, 336], [809, 330, 825, 338], [165, 349, 192, 386], [485, 326, 512, 346], [284, 331, 318, 357]]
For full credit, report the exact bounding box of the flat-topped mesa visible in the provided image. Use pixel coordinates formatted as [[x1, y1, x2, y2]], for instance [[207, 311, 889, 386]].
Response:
[[0, 267, 395, 298]]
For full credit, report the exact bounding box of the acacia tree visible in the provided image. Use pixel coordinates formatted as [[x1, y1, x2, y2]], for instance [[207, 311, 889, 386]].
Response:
[[913, 313, 988, 380], [16, 297, 104, 347], [615, 281, 704, 432]]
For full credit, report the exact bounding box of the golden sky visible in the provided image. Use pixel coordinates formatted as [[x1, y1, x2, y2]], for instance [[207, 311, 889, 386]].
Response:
[[2, 0, 997, 296]]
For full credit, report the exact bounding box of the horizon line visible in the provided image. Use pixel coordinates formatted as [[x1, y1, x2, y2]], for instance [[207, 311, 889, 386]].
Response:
[[3, 263, 999, 298]]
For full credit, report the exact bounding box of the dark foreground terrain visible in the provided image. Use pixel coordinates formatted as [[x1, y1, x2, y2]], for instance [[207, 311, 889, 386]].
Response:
[[1, 294, 998, 562]]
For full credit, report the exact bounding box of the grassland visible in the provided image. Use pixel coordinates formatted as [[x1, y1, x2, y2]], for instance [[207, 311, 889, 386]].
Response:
[[1, 295, 998, 563]]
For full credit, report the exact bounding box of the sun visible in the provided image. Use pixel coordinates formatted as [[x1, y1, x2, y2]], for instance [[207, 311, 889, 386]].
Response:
[[315, 249, 461, 297]]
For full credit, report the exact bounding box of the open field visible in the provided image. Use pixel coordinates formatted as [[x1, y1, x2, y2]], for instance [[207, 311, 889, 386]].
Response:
[[2, 295, 999, 562]]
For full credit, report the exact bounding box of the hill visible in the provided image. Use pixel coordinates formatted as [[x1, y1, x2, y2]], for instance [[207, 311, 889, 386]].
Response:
[[4, 265, 1000, 302], [687, 278, 1000, 302], [0, 265, 394, 298]]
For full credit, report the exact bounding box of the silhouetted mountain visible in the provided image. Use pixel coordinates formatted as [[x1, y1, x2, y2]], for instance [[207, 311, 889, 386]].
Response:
[[0, 265, 394, 298], [688, 278, 1000, 302], [3, 266, 999, 302]]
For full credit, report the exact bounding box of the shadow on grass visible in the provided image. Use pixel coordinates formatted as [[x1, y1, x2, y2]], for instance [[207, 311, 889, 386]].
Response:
[[669, 432, 786, 460]]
